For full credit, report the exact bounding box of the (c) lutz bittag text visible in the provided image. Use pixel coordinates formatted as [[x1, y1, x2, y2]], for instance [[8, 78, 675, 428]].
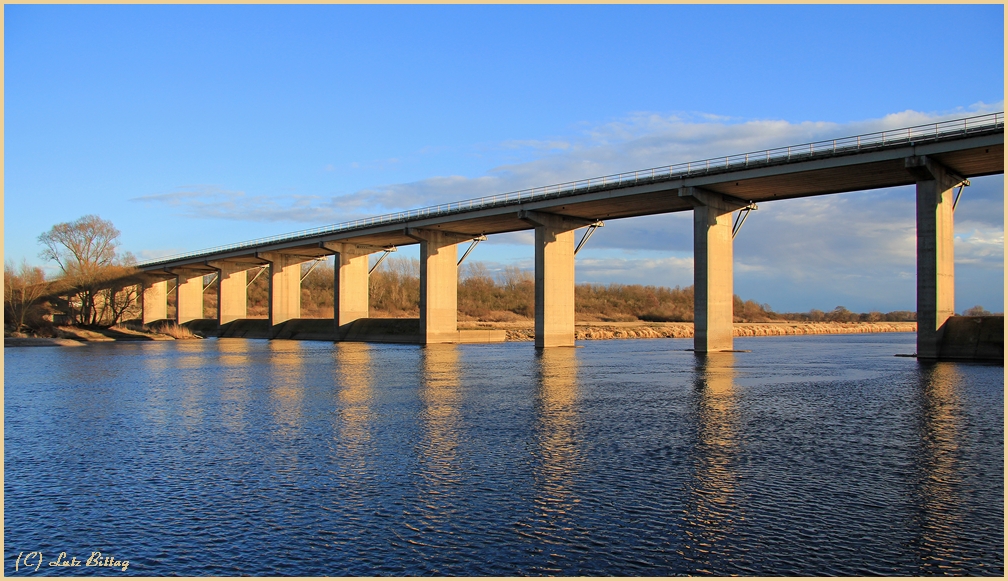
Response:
[[15, 551, 129, 572]]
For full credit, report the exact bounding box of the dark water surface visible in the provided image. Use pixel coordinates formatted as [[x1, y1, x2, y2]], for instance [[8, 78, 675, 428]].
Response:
[[4, 333, 1003, 575]]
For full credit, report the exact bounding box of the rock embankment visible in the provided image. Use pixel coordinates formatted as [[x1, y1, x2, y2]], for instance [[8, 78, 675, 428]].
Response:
[[460, 321, 917, 342]]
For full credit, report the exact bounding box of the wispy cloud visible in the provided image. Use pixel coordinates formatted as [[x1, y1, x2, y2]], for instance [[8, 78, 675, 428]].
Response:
[[134, 102, 1003, 228], [499, 139, 572, 152], [132, 186, 335, 223]]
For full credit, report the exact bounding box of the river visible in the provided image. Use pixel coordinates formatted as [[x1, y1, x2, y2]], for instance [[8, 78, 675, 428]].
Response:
[[4, 333, 1003, 575]]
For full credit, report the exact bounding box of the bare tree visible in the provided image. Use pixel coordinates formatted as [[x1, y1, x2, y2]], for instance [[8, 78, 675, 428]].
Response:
[[38, 215, 136, 326], [497, 265, 532, 292], [460, 261, 492, 283], [4, 259, 49, 333]]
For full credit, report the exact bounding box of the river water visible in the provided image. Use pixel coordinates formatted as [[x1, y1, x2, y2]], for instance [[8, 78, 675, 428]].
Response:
[[4, 333, 1003, 575]]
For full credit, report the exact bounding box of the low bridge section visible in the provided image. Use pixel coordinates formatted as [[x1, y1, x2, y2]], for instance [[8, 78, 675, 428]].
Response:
[[132, 114, 1003, 357]]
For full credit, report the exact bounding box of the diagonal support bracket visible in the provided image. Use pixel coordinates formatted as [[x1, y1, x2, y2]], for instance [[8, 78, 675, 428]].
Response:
[[368, 246, 398, 275], [952, 180, 970, 212], [246, 264, 269, 288], [574, 221, 604, 256], [300, 256, 327, 282], [457, 235, 488, 266], [203, 272, 219, 292], [731, 203, 758, 239]]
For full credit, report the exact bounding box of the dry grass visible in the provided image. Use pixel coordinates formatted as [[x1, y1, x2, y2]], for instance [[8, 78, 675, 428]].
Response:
[[150, 322, 199, 339]]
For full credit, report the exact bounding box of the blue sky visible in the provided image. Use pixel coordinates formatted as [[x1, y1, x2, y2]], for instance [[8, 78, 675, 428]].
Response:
[[5, 4, 1005, 313]]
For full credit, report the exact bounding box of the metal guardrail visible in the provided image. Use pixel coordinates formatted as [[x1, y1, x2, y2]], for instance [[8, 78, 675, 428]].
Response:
[[140, 112, 1003, 266]]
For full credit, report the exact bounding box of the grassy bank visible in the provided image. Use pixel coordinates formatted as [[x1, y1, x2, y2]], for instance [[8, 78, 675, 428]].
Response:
[[461, 320, 918, 342]]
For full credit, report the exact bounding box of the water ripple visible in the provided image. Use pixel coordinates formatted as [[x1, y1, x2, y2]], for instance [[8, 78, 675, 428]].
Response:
[[4, 335, 1003, 575]]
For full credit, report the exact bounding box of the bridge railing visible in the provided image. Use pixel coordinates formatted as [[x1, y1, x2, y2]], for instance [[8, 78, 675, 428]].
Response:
[[140, 112, 1003, 266]]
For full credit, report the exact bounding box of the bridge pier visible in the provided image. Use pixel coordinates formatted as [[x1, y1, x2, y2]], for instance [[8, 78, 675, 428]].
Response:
[[173, 269, 205, 325], [407, 229, 460, 344], [141, 278, 168, 325], [207, 260, 250, 325], [680, 187, 747, 353], [323, 243, 371, 328], [257, 251, 309, 337], [907, 156, 961, 359], [520, 211, 584, 348]]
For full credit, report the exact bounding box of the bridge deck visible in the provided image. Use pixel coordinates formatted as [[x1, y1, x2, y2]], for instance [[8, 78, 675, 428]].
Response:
[[139, 116, 1003, 271]]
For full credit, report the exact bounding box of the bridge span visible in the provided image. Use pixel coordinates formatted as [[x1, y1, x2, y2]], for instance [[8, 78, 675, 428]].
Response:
[[133, 113, 1003, 356]]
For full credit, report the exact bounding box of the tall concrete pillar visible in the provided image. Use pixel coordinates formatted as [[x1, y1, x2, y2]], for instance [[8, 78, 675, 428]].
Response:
[[257, 251, 307, 336], [142, 279, 168, 325], [907, 156, 960, 359], [207, 260, 249, 325], [323, 243, 371, 327], [406, 229, 460, 344], [520, 211, 586, 348], [174, 270, 205, 325], [680, 187, 747, 353]]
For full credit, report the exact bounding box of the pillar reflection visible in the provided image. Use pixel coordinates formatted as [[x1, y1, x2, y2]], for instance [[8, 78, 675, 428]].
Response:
[[682, 352, 741, 574], [911, 362, 967, 572], [401, 344, 466, 546], [531, 347, 581, 527], [267, 341, 306, 443], [215, 339, 253, 435], [418, 344, 463, 487], [177, 340, 210, 428], [139, 344, 172, 429], [334, 342, 375, 453]]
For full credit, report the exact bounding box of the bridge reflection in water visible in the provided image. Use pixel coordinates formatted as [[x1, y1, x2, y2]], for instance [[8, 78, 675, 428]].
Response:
[[529, 348, 582, 548], [215, 338, 254, 435], [912, 362, 974, 573], [418, 344, 464, 489], [5, 335, 1000, 575], [682, 353, 741, 574], [334, 342, 375, 455]]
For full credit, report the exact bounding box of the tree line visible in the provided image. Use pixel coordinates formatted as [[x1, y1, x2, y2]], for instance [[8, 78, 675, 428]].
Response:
[[297, 257, 922, 324]]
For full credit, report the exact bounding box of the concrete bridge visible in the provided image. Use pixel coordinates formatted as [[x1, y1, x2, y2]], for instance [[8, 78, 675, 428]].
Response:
[[132, 113, 1003, 357]]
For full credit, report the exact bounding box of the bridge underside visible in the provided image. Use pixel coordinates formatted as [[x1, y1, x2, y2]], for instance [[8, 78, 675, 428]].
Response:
[[127, 130, 1002, 354]]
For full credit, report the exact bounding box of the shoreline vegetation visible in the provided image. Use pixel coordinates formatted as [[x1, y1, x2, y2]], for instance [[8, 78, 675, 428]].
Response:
[[5, 320, 918, 347]]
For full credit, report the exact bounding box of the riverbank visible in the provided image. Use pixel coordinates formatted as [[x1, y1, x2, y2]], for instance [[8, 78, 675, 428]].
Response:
[[4, 325, 177, 347], [459, 321, 918, 342], [6, 320, 918, 347]]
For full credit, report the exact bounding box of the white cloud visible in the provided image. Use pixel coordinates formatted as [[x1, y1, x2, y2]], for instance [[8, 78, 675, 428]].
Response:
[[955, 227, 1005, 266], [134, 103, 1004, 228], [575, 255, 694, 287]]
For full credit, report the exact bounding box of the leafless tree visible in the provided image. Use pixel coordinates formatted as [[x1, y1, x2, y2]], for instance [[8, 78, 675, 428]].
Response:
[[38, 215, 137, 326], [4, 259, 49, 333]]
